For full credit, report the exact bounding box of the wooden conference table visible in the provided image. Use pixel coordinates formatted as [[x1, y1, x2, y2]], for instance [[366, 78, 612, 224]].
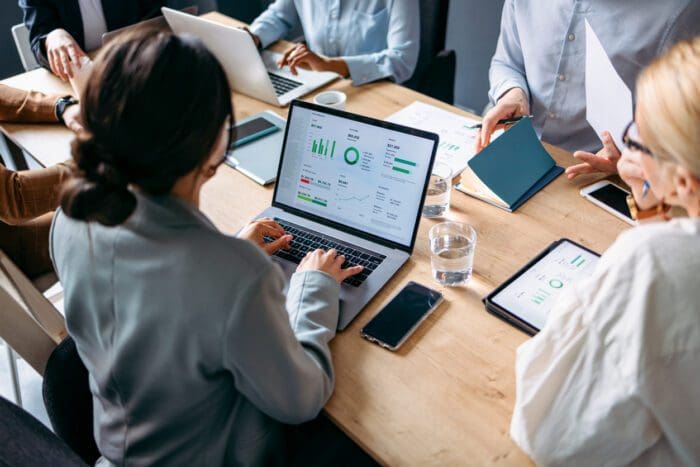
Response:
[[1, 12, 628, 466]]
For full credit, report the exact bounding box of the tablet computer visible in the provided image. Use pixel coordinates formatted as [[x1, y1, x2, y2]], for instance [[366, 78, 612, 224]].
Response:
[[483, 239, 600, 335]]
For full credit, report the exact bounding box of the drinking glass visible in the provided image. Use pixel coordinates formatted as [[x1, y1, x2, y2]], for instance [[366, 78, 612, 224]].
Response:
[[422, 162, 452, 218], [429, 222, 477, 286]]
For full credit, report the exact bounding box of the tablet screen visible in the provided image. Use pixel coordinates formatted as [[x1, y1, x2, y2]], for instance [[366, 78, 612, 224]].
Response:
[[491, 240, 600, 330]]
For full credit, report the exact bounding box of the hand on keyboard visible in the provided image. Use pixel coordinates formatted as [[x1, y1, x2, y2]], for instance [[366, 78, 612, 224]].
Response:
[[238, 218, 293, 255], [297, 248, 364, 283]]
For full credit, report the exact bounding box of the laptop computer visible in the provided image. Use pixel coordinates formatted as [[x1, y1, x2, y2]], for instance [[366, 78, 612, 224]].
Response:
[[101, 6, 198, 46], [161, 7, 340, 107], [255, 100, 438, 330]]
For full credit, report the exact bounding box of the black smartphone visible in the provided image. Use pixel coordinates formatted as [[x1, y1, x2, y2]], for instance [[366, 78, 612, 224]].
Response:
[[232, 117, 279, 148], [580, 181, 635, 225], [360, 281, 444, 351]]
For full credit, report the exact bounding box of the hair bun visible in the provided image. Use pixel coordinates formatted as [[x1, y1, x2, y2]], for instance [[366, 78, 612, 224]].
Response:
[[62, 136, 137, 226], [61, 179, 137, 227]]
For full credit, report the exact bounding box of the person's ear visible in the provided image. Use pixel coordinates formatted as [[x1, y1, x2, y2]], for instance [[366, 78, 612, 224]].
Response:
[[673, 165, 700, 207]]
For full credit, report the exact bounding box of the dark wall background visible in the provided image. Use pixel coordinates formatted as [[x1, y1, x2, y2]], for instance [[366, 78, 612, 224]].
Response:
[[0, 0, 505, 113], [0, 3, 24, 79]]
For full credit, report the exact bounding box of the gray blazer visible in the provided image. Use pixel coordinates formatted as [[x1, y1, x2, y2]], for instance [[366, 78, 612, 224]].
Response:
[[50, 193, 341, 466]]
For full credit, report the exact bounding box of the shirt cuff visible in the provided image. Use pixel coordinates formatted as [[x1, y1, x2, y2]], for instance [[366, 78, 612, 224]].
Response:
[[249, 23, 280, 49], [287, 270, 340, 331], [342, 55, 387, 86], [489, 78, 530, 106]]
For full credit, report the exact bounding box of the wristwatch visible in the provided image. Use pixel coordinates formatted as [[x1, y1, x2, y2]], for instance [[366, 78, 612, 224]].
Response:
[[55, 96, 79, 125], [626, 195, 670, 221]]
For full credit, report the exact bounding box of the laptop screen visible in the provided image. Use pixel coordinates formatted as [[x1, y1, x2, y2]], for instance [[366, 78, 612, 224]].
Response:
[[274, 103, 437, 249]]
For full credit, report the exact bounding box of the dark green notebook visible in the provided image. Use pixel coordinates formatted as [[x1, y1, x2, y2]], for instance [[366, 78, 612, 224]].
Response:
[[456, 117, 563, 212]]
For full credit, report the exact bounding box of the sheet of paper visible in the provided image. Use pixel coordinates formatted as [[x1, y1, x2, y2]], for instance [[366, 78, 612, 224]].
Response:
[[585, 20, 633, 151], [385, 101, 491, 176]]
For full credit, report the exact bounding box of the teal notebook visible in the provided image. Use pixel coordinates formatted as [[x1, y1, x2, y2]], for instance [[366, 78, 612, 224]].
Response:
[[455, 117, 563, 212], [225, 111, 286, 185]]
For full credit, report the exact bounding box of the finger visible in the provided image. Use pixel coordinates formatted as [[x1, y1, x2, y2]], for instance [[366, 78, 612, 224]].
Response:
[[291, 56, 314, 73], [48, 50, 60, 77], [601, 131, 621, 158], [256, 219, 286, 237], [338, 265, 364, 281], [68, 45, 79, 68], [565, 163, 597, 179], [288, 51, 311, 68], [263, 234, 293, 254], [68, 120, 84, 133], [573, 151, 613, 171], [324, 248, 338, 262], [73, 44, 86, 59], [59, 50, 73, 79], [278, 44, 300, 67], [479, 108, 504, 149]]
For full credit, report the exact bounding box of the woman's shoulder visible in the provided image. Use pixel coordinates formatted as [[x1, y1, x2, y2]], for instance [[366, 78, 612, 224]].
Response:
[[601, 218, 700, 271]]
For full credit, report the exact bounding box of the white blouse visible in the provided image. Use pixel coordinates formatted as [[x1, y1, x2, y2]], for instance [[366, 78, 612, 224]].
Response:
[[77, 0, 108, 51], [511, 218, 700, 466]]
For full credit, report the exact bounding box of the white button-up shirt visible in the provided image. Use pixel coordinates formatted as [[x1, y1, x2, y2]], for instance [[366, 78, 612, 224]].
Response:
[[77, 0, 108, 51], [489, 0, 700, 153], [250, 0, 419, 86], [512, 218, 700, 466]]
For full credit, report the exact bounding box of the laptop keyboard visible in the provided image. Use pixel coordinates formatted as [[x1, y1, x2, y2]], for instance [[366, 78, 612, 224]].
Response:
[[268, 73, 304, 96], [263, 219, 386, 287]]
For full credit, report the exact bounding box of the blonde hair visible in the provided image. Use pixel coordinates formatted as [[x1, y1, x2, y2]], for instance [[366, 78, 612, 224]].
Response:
[[636, 37, 700, 177]]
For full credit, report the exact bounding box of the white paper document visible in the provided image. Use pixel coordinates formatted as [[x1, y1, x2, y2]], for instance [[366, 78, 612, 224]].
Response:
[[385, 101, 485, 176], [585, 19, 633, 151]]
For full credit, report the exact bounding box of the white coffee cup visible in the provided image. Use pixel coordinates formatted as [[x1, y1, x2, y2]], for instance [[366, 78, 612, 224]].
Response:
[[313, 91, 347, 111]]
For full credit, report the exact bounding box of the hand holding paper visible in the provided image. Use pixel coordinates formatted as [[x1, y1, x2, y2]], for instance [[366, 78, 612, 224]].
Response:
[[569, 20, 632, 180]]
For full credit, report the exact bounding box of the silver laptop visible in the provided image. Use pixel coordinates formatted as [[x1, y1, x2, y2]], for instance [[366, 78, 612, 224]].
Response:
[[255, 100, 438, 330], [162, 7, 340, 107], [101, 6, 198, 46]]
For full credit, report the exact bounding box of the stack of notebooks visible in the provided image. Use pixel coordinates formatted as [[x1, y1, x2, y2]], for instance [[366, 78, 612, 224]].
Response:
[[455, 117, 563, 212]]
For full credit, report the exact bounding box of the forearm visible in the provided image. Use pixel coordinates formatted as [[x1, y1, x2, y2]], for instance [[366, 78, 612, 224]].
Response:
[[489, 0, 529, 104], [249, 0, 299, 48], [489, 61, 530, 105], [0, 163, 71, 225], [0, 85, 60, 123], [343, 48, 416, 86]]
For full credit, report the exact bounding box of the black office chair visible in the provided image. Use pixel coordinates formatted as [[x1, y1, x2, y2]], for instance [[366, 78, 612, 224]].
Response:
[[0, 395, 88, 467], [43, 337, 100, 465], [403, 0, 456, 104]]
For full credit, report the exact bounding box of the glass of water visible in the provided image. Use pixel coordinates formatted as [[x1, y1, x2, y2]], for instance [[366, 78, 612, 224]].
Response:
[[429, 222, 477, 286], [422, 162, 452, 218]]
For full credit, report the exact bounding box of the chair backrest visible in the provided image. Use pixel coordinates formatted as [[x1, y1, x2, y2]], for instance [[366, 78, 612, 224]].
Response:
[[0, 395, 87, 467], [0, 250, 67, 375], [43, 337, 100, 465], [11, 23, 40, 72], [404, 0, 450, 89]]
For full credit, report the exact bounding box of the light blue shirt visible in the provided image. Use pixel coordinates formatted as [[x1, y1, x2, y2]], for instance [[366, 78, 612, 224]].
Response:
[[489, 0, 700, 153], [50, 193, 341, 466], [250, 0, 420, 86]]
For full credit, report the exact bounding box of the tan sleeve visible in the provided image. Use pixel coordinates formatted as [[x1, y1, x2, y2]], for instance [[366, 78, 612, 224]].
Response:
[[0, 163, 72, 225], [0, 84, 61, 123]]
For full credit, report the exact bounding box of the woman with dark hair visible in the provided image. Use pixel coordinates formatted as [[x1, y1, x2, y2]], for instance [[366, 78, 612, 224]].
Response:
[[50, 30, 362, 466]]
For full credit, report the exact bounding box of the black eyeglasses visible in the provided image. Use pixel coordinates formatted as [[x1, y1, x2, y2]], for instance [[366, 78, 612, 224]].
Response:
[[622, 121, 656, 158]]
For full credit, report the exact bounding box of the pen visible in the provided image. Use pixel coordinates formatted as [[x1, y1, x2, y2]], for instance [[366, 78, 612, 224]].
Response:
[[642, 180, 650, 198], [466, 115, 534, 130]]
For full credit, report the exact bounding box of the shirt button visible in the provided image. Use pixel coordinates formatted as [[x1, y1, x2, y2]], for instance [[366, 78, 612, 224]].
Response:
[[330, 9, 339, 19], [558, 74, 566, 81], [568, 33, 576, 41], [548, 112, 557, 119]]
